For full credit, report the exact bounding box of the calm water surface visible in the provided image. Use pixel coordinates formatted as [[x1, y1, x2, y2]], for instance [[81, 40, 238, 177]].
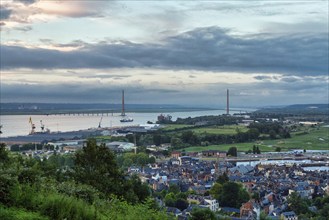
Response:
[[0, 109, 254, 137]]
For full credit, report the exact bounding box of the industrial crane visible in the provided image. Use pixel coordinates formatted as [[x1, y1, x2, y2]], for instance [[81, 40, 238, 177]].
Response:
[[98, 116, 103, 128], [40, 120, 45, 132], [29, 117, 36, 134]]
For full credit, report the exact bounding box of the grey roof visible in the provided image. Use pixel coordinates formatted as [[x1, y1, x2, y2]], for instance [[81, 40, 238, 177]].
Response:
[[282, 211, 297, 217]]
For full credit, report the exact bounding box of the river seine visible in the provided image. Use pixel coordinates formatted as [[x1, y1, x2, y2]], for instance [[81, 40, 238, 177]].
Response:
[[0, 109, 254, 138]]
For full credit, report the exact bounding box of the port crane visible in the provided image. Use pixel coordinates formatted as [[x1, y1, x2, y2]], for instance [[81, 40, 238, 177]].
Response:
[[29, 117, 36, 134], [98, 116, 103, 128], [39, 120, 50, 133], [40, 120, 45, 132]]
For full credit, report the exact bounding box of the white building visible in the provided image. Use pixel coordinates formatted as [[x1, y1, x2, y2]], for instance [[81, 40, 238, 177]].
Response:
[[204, 197, 219, 212]]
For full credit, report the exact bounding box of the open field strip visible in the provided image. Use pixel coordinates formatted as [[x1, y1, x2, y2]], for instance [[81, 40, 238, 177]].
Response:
[[182, 126, 329, 152]]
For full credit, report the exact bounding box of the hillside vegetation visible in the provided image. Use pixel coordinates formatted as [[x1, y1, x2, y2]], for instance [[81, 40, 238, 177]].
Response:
[[182, 125, 329, 152], [0, 142, 172, 220]]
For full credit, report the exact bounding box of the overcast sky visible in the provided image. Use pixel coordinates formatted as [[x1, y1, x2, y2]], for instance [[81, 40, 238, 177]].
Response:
[[1, 0, 328, 107]]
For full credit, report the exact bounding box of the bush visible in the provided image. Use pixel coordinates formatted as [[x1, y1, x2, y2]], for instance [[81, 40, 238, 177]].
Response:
[[56, 181, 101, 204], [40, 193, 99, 220], [0, 174, 19, 205], [0, 205, 48, 220]]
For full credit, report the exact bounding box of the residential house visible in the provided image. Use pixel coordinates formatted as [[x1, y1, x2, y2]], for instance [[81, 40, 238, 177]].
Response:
[[204, 196, 219, 212], [281, 211, 298, 220], [171, 151, 181, 159]]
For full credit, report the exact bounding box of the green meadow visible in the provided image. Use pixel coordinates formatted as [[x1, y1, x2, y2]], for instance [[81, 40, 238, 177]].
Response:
[[161, 124, 195, 131], [191, 125, 248, 134], [182, 125, 329, 152], [162, 124, 248, 134]]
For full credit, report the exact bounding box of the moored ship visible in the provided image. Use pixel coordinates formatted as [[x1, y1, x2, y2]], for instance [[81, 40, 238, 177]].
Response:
[[120, 117, 134, 123]]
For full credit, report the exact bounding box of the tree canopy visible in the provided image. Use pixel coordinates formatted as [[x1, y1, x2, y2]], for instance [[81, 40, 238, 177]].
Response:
[[210, 181, 250, 208]]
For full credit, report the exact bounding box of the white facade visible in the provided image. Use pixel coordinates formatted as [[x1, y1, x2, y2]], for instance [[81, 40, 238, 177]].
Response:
[[204, 198, 219, 212]]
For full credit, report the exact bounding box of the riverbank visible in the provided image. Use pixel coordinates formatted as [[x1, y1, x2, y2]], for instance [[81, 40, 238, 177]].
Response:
[[0, 103, 221, 115]]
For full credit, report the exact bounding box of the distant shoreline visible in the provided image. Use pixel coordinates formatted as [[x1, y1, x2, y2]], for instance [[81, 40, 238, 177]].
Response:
[[0, 107, 220, 115]]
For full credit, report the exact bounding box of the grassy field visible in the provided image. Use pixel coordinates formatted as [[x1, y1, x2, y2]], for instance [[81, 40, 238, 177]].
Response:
[[182, 125, 329, 152], [162, 124, 248, 134], [191, 125, 248, 134], [161, 124, 195, 131]]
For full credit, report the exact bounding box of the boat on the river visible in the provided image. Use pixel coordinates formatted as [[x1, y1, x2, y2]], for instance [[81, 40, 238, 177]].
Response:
[[120, 117, 134, 123]]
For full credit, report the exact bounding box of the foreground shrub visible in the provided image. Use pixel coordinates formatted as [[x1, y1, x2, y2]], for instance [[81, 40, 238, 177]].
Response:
[[40, 193, 100, 220], [56, 181, 101, 204], [0, 173, 19, 205], [0, 205, 48, 220]]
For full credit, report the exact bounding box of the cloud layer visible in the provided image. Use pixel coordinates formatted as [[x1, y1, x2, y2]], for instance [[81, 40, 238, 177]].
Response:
[[1, 27, 328, 76], [1, 1, 328, 106]]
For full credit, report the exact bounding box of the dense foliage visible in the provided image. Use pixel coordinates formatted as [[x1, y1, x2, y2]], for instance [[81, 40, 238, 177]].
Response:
[[117, 152, 156, 169], [190, 208, 216, 220], [210, 181, 250, 208], [174, 115, 239, 126], [0, 142, 171, 220]]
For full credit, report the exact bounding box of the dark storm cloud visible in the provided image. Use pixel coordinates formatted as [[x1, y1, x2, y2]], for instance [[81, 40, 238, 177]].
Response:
[[0, 7, 12, 20], [1, 27, 328, 76], [0, 83, 181, 104], [13, 0, 38, 5], [280, 76, 300, 83], [254, 75, 273, 80]]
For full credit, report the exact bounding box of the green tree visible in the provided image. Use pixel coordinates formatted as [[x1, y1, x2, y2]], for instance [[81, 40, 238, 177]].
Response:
[[190, 208, 216, 220], [256, 146, 261, 154], [136, 153, 149, 167], [253, 145, 257, 154], [181, 131, 199, 145], [320, 203, 329, 218], [260, 211, 271, 220], [168, 184, 180, 194], [275, 146, 281, 152], [18, 168, 40, 185], [0, 143, 9, 164], [248, 128, 260, 139], [209, 183, 223, 201], [269, 130, 277, 139], [148, 156, 156, 164], [164, 192, 176, 207], [216, 182, 250, 208], [175, 198, 188, 211], [170, 137, 183, 148], [73, 138, 124, 198], [153, 134, 162, 146], [287, 192, 309, 215], [227, 147, 237, 157], [127, 174, 150, 203], [252, 192, 260, 201], [216, 172, 229, 184]]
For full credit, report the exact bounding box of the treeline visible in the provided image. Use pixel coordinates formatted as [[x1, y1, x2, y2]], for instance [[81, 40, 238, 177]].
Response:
[[248, 122, 291, 139], [0, 142, 172, 220], [170, 129, 261, 148], [122, 124, 290, 150], [117, 152, 156, 169], [174, 115, 240, 125]]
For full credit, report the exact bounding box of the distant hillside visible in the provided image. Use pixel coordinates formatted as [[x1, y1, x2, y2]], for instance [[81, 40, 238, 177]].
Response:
[[255, 104, 329, 115], [283, 104, 328, 109]]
